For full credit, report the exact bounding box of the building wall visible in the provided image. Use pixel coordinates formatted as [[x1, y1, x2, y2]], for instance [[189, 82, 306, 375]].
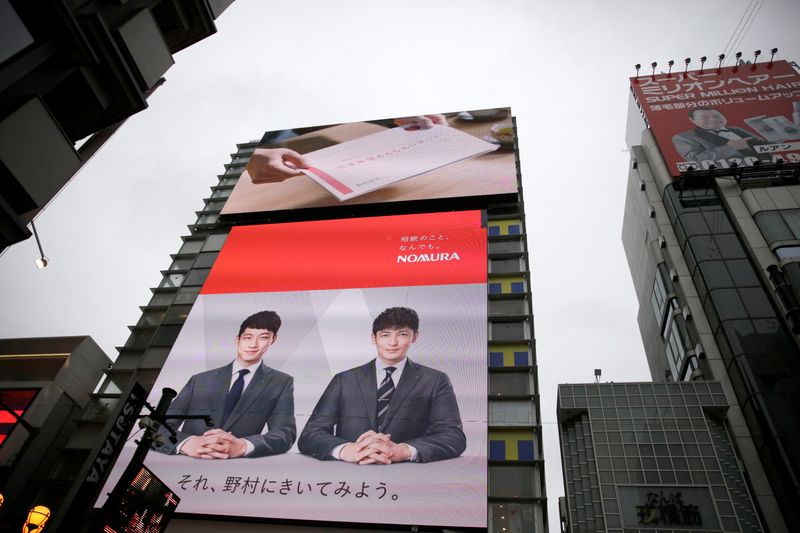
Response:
[[558, 382, 762, 533], [0, 336, 111, 531], [622, 126, 792, 532], [97, 129, 547, 531]]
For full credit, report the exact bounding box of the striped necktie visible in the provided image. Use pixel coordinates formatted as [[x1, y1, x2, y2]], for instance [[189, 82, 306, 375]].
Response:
[[377, 367, 396, 432]]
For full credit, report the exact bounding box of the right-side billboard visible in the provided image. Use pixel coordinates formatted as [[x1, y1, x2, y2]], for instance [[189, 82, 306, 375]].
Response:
[[630, 60, 800, 175]]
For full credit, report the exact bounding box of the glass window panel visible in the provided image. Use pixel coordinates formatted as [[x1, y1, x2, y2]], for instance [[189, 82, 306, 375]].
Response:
[[183, 268, 211, 286], [489, 503, 537, 533], [489, 466, 536, 498], [490, 258, 522, 274], [687, 235, 723, 262], [168, 257, 194, 271], [678, 212, 710, 235], [152, 325, 182, 346], [193, 252, 219, 269], [703, 210, 733, 233], [202, 233, 228, 251], [488, 240, 523, 254], [739, 288, 775, 318], [175, 287, 201, 304], [782, 209, 800, 238], [137, 309, 166, 327], [148, 292, 174, 306], [177, 239, 204, 255], [711, 289, 748, 320], [164, 305, 192, 324], [490, 373, 530, 396], [715, 234, 746, 259], [196, 213, 218, 225], [491, 322, 527, 341], [699, 261, 733, 289], [489, 400, 533, 425], [159, 273, 184, 288], [727, 259, 759, 286]]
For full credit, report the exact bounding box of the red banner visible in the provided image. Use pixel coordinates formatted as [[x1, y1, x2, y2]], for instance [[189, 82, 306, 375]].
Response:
[[630, 60, 800, 175], [202, 211, 487, 294]]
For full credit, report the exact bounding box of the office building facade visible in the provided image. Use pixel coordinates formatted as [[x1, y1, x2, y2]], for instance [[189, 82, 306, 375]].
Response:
[[621, 60, 800, 532], [557, 381, 763, 533], [86, 111, 547, 531]]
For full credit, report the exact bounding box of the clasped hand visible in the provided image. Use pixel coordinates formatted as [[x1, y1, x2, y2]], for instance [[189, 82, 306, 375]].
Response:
[[339, 430, 411, 465], [180, 428, 248, 459]]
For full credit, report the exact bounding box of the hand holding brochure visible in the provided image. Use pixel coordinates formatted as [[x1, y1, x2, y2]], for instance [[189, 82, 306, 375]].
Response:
[[300, 124, 499, 201]]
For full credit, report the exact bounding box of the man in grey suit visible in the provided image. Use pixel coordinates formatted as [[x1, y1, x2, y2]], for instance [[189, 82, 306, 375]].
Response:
[[155, 310, 295, 459], [672, 107, 765, 164], [298, 307, 466, 464]]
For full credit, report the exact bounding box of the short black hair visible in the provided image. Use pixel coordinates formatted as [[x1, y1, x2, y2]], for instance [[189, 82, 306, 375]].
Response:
[[238, 311, 281, 336], [372, 307, 419, 334], [688, 106, 721, 119]]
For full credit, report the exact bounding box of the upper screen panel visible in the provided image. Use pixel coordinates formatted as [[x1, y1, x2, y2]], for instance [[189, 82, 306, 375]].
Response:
[[630, 60, 800, 176], [220, 108, 518, 216]]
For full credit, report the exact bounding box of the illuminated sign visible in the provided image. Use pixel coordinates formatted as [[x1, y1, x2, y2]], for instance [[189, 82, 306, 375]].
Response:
[[221, 108, 517, 217], [102, 465, 179, 533], [630, 60, 800, 175], [0, 388, 38, 447], [102, 211, 488, 528]]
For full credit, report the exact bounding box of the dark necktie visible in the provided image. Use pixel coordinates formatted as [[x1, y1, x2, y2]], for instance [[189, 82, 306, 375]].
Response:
[[222, 369, 249, 426], [377, 367, 396, 432]]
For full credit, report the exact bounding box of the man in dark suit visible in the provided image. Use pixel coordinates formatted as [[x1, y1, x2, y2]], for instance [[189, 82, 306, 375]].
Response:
[[298, 307, 465, 464], [672, 107, 765, 163], [155, 310, 295, 458]]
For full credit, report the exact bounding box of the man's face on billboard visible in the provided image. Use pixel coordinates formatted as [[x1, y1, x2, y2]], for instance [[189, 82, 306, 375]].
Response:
[[235, 328, 276, 366], [372, 327, 418, 366], [690, 109, 727, 130]]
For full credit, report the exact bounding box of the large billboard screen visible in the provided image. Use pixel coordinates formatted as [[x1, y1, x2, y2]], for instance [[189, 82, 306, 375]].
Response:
[[220, 108, 517, 217], [100, 211, 488, 528], [630, 60, 800, 175]]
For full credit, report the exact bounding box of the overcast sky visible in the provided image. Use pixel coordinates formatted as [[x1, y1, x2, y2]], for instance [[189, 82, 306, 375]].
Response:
[[1, 0, 798, 529]]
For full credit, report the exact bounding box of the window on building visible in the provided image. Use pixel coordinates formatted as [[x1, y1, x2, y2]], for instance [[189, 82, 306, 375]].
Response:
[[490, 373, 531, 396], [159, 273, 184, 289], [490, 258, 523, 274], [665, 319, 686, 381], [775, 246, 800, 260], [177, 239, 204, 255], [488, 239, 524, 254], [491, 321, 527, 341], [167, 257, 194, 271], [490, 400, 535, 425], [489, 502, 539, 533], [682, 356, 699, 381], [651, 269, 668, 321], [489, 466, 540, 498]]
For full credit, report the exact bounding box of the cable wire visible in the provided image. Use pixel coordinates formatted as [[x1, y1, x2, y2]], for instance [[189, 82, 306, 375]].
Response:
[[725, 0, 766, 66], [721, 0, 757, 59]]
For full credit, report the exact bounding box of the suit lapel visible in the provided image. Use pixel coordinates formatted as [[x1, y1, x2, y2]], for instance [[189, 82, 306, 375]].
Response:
[[224, 363, 270, 429], [356, 360, 378, 429], [381, 358, 421, 428], [211, 363, 233, 429], [694, 127, 729, 147]]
